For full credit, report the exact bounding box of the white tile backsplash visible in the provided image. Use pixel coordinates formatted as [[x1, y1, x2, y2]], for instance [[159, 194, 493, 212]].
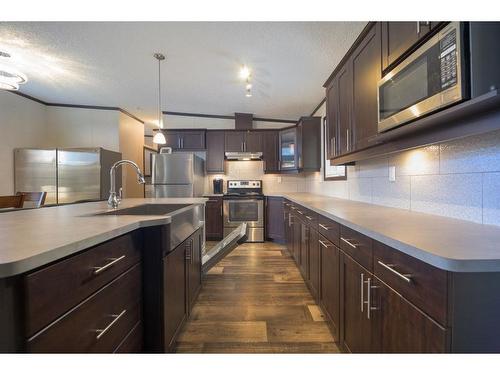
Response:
[[303, 129, 500, 227]]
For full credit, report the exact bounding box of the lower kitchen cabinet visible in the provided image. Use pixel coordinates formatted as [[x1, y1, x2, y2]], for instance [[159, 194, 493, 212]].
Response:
[[265, 196, 285, 242], [187, 229, 202, 312], [371, 279, 448, 353], [340, 253, 373, 353], [299, 222, 309, 279], [319, 235, 340, 339], [204, 196, 223, 240], [307, 228, 320, 301]]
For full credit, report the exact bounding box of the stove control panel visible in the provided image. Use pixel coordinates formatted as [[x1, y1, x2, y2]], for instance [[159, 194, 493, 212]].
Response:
[[228, 180, 261, 189]]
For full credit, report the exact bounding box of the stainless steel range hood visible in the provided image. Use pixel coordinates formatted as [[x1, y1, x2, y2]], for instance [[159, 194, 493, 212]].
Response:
[[224, 151, 263, 161]]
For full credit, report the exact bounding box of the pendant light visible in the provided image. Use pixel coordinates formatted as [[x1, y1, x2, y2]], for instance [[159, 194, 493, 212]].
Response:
[[152, 53, 166, 145], [0, 51, 28, 91]]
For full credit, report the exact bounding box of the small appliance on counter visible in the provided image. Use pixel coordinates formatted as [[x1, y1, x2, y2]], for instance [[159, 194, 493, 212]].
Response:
[[213, 178, 224, 194], [223, 180, 264, 242]]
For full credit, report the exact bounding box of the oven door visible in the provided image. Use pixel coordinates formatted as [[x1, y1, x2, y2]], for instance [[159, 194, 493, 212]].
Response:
[[223, 199, 264, 228], [378, 22, 465, 132]]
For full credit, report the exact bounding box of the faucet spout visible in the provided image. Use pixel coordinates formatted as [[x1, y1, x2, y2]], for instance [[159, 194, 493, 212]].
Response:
[[108, 160, 146, 208]]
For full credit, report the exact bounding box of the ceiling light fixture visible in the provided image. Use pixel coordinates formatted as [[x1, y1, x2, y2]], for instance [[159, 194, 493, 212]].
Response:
[[0, 51, 28, 91], [153, 52, 166, 145], [239, 65, 251, 80]]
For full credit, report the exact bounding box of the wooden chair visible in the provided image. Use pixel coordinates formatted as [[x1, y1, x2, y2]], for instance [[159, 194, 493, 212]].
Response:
[[16, 191, 47, 208], [0, 195, 25, 209]]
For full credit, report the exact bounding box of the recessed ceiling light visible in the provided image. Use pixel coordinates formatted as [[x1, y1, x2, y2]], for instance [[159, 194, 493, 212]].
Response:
[[239, 65, 251, 80]]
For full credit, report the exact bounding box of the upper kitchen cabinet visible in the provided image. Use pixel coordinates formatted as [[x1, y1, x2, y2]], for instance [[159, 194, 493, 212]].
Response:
[[262, 130, 280, 173], [351, 23, 382, 151], [160, 130, 206, 151], [279, 118, 320, 172], [381, 21, 442, 72], [206, 131, 225, 174], [224, 131, 262, 153]]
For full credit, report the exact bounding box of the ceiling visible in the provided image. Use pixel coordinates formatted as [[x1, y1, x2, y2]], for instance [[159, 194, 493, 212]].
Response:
[[0, 22, 366, 125]]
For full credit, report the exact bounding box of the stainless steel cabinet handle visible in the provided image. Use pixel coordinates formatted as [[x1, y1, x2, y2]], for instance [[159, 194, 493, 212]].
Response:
[[305, 216, 313, 221], [319, 239, 333, 248], [333, 136, 336, 156], [95, 309, 126, 340], [365, 277, 379, 320], [417, 21, 420, 34], [93, 255, 126, 275], [297, 210, 304, 214], [360, 273, 365, 312], [346, 129, 350, 152], [318, 223, 331, 231], [340, 237, 357, 249], [377, 261, 412, 283]]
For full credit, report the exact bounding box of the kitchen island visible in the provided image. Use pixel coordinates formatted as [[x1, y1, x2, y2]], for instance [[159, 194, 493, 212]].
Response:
[[0, 198, 207, 353]]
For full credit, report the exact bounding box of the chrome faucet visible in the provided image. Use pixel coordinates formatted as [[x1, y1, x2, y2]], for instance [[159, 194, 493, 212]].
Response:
[[108, 160, 146, 208]]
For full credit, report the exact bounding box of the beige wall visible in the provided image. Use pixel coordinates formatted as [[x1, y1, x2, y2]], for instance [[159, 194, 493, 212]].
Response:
[[119, 113, 145, 198], [0, 91, 49, 195]]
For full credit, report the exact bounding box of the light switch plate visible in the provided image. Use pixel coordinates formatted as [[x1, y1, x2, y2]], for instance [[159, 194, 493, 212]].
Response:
[[389, 166, 396, 182]]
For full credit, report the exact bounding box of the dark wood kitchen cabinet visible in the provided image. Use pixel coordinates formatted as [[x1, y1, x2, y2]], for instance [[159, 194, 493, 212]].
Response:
[[262, 130, 280, 173], [307, 227, 320, 301], [325, 82, 338, 159], [161, 130, 206, 151], [340, 253, 373, 353], [319, 236, 340, 340], [224, 131, 262, 153], [206, 131, 226, 174], [351, 23, 381, 151], [381, 21, 433, 72], [336, 64, 353, 155], [299, 221, 309, 279], [204, 196, 223, 240], [187, 230, 202, 312], [265, 196, 284, 242], [371, 279, 448, 353]]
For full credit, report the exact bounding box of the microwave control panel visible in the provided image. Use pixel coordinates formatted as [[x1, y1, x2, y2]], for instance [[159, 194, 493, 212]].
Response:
[[440, 28, 458, 89]]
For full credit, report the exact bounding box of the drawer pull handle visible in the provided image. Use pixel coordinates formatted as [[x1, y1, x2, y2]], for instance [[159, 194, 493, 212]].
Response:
[[305, 216, 313, 220], [319, 239, 333, 248], [340, 237, 357, 249], [95, 309, 127, 340], [318, 224, 331, 231], [377, 261, 412, 283], [93, 255, 126, 275], [297, 210, 304, 214]]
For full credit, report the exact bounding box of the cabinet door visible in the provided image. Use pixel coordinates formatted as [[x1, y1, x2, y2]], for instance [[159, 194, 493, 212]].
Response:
[[206, 131, 225, 174], [263, 131, 279, 173], [371, 279, 448, 353], [187, 231, 202, 313], [319, 237, 340, 338], [205, 198, 223, 239], [163, 132, 181, 150], [325, 82, 339, 159], [279, 128, 298, 170], [299, 222, 309, 279], [163, 244, 187, 350], [266, 196, 284, 241], [352, 23, 381, 151], [381, 21, 432, 71], [245, 131, 262, 152], [337, 64, 352, 155], [341, 253, 373, 353], [225, 132, 245, 152], [292, 216, 301, 263], [179, 131, 205, 150], [308, 228, 320, 301]]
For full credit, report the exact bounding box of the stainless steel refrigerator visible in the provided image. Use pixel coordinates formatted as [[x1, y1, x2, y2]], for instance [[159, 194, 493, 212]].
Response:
[[151, 153, 205, 197], [14, 148, 122, 205]]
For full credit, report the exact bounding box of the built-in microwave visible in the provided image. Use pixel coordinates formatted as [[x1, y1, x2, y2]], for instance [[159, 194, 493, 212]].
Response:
[[377, 22, 467, 132]]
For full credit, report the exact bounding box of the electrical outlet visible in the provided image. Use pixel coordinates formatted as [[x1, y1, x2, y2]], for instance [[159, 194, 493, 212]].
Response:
[[389, 166, 396, 182], [277, 176, 282, 183]]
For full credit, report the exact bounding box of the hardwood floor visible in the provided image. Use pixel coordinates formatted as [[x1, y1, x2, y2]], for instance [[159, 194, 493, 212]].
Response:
[[174, 241, 340, 353]]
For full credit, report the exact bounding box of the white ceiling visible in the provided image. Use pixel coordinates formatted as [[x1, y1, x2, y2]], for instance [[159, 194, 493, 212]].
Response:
[[0, 22, 366, 125]]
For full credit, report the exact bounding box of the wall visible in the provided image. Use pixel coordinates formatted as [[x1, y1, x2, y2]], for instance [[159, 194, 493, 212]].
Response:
[[46, 106, 120, 152], [305, 102, 500, 226], [119, 113, 145, 198], [0, 91, 49, 195]]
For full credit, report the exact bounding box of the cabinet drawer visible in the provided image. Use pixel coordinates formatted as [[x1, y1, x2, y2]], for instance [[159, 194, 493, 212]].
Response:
[[294, 205, 307, 222], [373, 241, 448, 325], [28, 264, 142, 353], [339, 225, 373, 271], [303, 208, 318, 231], [25, 231, 142, 337], [114, 321, 143, 353], [318, 216, 340, 246]]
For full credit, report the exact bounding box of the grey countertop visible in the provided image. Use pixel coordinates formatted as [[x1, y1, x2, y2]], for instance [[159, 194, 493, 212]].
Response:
[[279, 193, 500, 273], [0, 198, 207, 278]]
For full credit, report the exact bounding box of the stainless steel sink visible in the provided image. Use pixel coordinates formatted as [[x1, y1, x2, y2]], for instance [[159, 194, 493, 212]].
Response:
[[98, 203, 191, 216], [98, 203, 205, 251]]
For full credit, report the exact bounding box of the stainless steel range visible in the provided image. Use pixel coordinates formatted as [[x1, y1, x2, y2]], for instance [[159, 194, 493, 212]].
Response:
[[223, 180, 264, 242]]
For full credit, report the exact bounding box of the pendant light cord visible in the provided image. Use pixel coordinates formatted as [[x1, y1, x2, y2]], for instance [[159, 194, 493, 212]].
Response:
[[158, 56, 162, 129]]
